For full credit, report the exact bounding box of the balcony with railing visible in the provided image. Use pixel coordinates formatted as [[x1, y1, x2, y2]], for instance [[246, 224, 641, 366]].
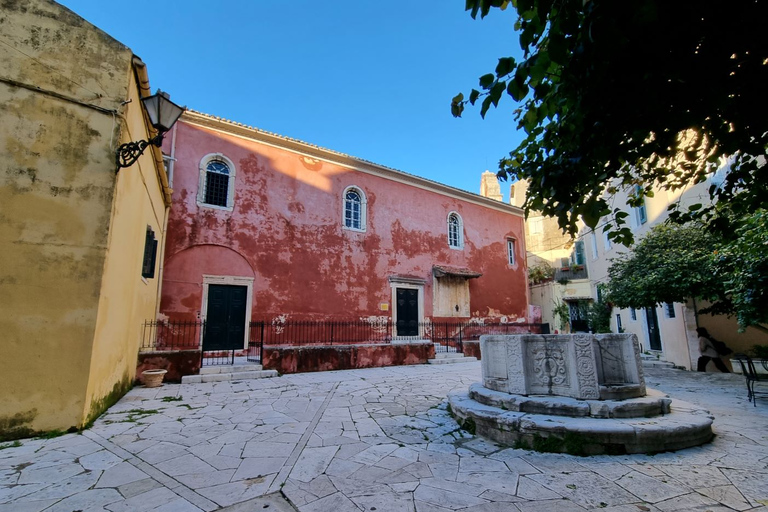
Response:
[[554, 264, 589, 282]]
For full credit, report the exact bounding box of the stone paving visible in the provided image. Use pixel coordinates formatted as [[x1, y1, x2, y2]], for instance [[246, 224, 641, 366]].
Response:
[[1, 363, 767, 511]]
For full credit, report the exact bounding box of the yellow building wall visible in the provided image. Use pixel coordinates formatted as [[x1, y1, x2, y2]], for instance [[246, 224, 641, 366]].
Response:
[[83, 67, 169, 425], [697, 303, 768, 370], [0, 0, 167, 438]]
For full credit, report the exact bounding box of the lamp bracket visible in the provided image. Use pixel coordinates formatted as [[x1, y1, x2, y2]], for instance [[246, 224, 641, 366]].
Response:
[[116, 133, 164, 170]]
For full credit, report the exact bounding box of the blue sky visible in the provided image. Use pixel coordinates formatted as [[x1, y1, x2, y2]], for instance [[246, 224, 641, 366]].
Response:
[[59, 1, 525, 198]]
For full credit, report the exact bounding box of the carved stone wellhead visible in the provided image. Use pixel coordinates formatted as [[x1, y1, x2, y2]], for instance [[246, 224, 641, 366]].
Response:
[[481, 334, 645, 400], [448, 334, 714, 455]]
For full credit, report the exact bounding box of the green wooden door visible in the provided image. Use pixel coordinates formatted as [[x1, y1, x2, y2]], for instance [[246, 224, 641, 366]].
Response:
[[203, 284, 247, 351]]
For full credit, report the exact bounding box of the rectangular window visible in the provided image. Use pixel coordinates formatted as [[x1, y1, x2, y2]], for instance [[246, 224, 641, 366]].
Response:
[[630, 308, 637, 321], [205, 172, 229, 207], [529, 218, 543, 235], [604, 231, 612, 251], [573, 240, 585, 265], [345, 201, 361, 229], [665, 302, 676, 318], [590, 233, 598, 260], [507, 239, 516, 265], [616, 314, 623, 333], [634, 185, 647, 225], [141, 226, 158, 279], [596, 286, 603, 303]]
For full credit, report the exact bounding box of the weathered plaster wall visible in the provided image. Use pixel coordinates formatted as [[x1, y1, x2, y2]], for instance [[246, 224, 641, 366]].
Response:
[[84, 67, 170, 425], [0, 0, 166, 437], [463, 341, 481, 360], [160, 119, 528, 326], [136, 351, 201, 383], [262, 343, 434, 374]]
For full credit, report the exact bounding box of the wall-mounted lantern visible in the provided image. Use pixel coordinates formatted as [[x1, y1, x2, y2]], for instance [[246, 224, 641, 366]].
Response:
[[116, 90, 185, 169]]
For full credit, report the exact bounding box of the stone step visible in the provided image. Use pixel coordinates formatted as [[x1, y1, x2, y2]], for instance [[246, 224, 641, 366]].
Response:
[[200, 364, 263, 375], [182, 369, 278, 384], [642, 360, 675, 368], [448, 390, 714, 455], [433, 352, 465, 359], [428, 356, 478, 365]]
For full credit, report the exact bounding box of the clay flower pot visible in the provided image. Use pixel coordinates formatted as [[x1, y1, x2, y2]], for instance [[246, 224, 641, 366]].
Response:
[[142, 369, 168, 388]]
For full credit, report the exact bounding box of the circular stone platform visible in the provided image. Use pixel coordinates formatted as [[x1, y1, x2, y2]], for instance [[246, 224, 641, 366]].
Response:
[[448, 387, 714, 455]]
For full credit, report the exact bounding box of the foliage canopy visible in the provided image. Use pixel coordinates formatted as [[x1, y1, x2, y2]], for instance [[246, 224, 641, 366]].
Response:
[[606, 225, 721, 309], [606, 219, 768, 331], [453, 0, 768, 244]]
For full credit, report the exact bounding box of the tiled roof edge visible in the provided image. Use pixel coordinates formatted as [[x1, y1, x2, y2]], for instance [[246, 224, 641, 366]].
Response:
[[182, 109, 524, 217]]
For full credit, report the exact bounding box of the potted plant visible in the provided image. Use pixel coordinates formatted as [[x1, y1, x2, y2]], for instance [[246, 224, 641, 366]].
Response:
[[731, 345, 768, 376], [142, 369, 168, 388], [751, 345, 768, 375]]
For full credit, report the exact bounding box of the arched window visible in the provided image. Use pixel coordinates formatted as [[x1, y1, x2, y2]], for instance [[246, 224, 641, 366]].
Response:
[[447, 212, 463, 249], [198, 154, 236, 210], [343, 186, 366, 231]]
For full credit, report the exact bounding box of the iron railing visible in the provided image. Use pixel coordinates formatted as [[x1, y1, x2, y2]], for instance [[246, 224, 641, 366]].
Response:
[[554, 266, 589, 282], [140, 319, 549, 363], [139, 320, 262, 367], [140, 320, 203, 351], [250, 319, 549, 353]]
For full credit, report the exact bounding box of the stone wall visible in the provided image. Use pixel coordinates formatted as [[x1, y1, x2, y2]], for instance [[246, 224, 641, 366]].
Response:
[[263, 342, 434, 374], [136, 351, 202, 383], [463, 341, 481, 360]]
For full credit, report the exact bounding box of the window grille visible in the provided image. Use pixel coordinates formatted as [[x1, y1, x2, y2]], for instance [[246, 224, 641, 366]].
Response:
[[344, 190, 362, 229], [204, 160, 230, 207], [665, 302, 676, 318], [448, 213, 462, 248]]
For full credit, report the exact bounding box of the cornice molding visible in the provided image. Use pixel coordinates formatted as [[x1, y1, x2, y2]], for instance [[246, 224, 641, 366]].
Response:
[[181, 110, 524, 218]]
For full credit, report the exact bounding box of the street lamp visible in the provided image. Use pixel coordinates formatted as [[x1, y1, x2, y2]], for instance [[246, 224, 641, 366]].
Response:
[[116, 90, 185, 169]]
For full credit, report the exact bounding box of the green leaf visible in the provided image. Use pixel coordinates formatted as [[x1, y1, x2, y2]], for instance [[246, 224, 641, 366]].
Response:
[[451, 102, 465, 118], [469, 89, 481, 105], [480, 96, 493, 118], [479, 73, 496, 89], [489, 81, 506, 107], [508, 76, 528, 101], [452, 92, 464, 104], [495, 57, 516, 77]]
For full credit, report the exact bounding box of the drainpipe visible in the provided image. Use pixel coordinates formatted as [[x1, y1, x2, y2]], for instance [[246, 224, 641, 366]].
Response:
[[153, 123, 177, 320], [132, 56, 173, 207]]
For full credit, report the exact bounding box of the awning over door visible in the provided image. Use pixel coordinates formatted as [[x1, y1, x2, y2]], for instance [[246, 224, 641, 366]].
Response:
[[432, 265, 482, 279]]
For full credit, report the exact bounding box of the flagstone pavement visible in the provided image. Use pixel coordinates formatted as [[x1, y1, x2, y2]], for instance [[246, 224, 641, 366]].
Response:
[[2, 363, 767, 512]]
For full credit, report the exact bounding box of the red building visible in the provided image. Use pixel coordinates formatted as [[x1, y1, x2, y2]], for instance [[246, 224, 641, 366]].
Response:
[[159, 111, 528, 352]]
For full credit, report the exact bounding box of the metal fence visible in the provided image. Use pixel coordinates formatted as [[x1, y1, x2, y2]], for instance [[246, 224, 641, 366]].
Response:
[[140, 320, 203, 351], [139, 320, 262, 367], [252, 320, 549, 353], [140, 319, 549, 364]]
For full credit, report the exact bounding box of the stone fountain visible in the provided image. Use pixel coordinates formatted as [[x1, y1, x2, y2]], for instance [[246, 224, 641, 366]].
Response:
[[448, 334, 714, 455]]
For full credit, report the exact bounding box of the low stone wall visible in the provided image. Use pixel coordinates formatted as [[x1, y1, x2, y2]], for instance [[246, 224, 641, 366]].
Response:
[[463, 341, 481, 360], [263, 342, 434, 374], [136, 350, 201, 383]]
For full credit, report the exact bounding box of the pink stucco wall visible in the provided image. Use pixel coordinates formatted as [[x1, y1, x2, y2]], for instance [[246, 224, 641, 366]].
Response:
[[160, 118, 528, 323]]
